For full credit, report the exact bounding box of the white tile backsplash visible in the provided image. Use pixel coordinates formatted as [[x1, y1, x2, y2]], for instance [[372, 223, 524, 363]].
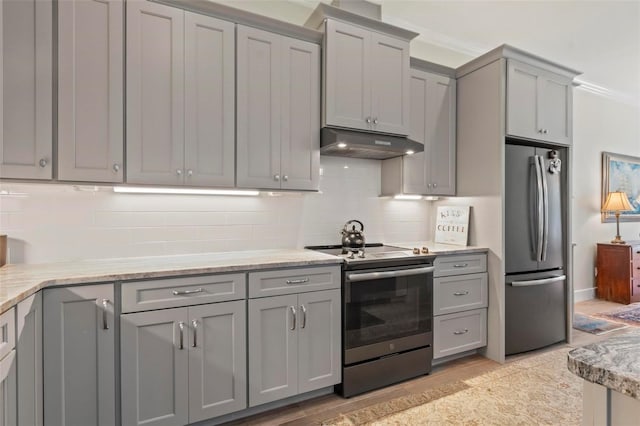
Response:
[[0, 157, 432, 264]]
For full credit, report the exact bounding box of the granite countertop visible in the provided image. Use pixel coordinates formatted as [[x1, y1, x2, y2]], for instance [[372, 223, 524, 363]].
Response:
[[388, 241, 489, 255], [0, 249, 342, 314], [567, 328, 640, 400]]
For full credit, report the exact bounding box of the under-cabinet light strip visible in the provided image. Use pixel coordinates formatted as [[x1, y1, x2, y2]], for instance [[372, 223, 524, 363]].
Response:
[[113, 186, 260, 196], [394, 194, 424, 200]]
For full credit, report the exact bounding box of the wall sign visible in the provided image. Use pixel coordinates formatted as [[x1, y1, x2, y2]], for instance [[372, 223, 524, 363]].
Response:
[[435, 206, 470, 246]]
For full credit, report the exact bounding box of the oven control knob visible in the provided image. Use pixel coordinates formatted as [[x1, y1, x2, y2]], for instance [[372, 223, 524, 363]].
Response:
[[412, 248, 420, 255], [421, 247, 429, 254]]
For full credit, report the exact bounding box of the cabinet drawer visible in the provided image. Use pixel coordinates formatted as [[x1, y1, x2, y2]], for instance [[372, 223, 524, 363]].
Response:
[[633, 250, 640, 279], [0, 308, 15, 360], [248, 266, 340, 298], [122, 273, 246, 313], [434, 254, 487, 277], [434, 273, 488, 315], [433, 308, 487, 359]]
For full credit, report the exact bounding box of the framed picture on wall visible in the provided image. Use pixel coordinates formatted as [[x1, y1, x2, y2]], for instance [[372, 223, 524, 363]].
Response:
[[601, 151, 640, 222]]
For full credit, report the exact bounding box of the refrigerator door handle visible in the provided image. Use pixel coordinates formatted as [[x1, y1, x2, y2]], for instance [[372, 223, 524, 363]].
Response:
[[538, 156, 549, 262], [533, 156, 544, 262], [510, 275, 566, 287]]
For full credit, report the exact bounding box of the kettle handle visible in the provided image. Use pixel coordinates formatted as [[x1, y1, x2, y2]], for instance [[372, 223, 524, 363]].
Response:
[[344, 220, 364, 232]]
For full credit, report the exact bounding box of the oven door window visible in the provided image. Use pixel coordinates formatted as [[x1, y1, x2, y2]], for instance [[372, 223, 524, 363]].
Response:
[[344, 273, 432, 350]]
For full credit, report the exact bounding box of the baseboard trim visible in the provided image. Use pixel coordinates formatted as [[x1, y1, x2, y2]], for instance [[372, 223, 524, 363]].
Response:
[[574, 288, 596, 302]]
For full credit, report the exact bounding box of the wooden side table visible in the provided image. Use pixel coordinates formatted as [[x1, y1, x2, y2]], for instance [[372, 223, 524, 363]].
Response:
[[596, 241, 640, 304]]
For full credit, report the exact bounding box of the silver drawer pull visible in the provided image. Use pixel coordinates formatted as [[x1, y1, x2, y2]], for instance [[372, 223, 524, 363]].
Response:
[[453, 263, 468, 268], [453, 329, 469, 335], [290, 306, 297, 330], [172, 288, 203, 296], [453, 291, 469, 296], [102, 299, 109, 330], [191, 320, 198, 348], [178, 322, 185, 350], [286, 278, 309, 285]]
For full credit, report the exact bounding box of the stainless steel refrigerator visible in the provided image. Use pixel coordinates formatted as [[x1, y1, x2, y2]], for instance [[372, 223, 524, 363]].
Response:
[[505, 142, 567, 355]]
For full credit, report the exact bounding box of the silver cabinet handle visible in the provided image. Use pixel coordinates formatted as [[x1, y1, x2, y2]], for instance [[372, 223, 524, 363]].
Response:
[[113, 163, 120, 172], [274, 174, 280, 181], [172, 288, 203, 296], [289, 306, 296, 330], [300, 305, 307, 329], [191, 319, 198, 348], [102, 299, 109, 330], [286, 278, 309, 285], [453, 291, 469, 296], [178, 322, 185, 350], [176, 169, 182, 176], [365, 117, 371, 124], [373, 118, 378, 125], [453, 263, 468, 268], [283, 175, 288, 181], [39, 158, 48, 168], [453, 329, 469, 335]]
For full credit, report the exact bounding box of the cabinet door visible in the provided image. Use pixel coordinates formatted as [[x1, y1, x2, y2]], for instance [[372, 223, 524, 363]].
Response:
[[126, 1, 184, 185], [324, 19, 371, 131], [0, 0, 52, 179], [43, 285, 115, 426], [58, 0, 124, 183], [402, 70, 429, 194], [248, 294, 298, 407], [506, 60, 540, 142], [539, 75, 572, 145], [298, 289, 341, 393], [370, 32, 410, 135], [280, 37, 320, 191], [17, 293, 42, 426], [428, 74, 456, 195], [121, 308, 189, 426], [188, 301, 246, 422], [236, 25, 282, 189], [0, 351, 16, 426], [184, 12, 235, 187]]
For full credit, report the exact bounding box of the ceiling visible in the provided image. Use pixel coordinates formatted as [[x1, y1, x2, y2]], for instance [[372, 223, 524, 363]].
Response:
[[278, 0, 640, 106]]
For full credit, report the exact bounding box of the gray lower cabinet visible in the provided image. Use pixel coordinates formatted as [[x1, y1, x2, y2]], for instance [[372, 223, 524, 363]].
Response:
[[17, 292, 43, 426], [248, 289, 341, 407], [121, 300, 246, 426], [43, 284, 115, 426], [57, 0, 124, 183], [0, 308, 16, 426], [0, 0, 53, 179]]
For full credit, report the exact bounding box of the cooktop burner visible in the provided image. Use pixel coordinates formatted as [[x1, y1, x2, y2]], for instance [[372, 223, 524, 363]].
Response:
[[305, 243, 434, 267]]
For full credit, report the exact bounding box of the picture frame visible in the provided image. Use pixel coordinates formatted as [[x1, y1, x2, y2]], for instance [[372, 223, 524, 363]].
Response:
[[435, 205, 470, 246], [601, 151, 640, 222]]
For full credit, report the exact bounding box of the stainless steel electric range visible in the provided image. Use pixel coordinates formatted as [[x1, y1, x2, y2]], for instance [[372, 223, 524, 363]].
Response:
[[306, 243, 436, 397]]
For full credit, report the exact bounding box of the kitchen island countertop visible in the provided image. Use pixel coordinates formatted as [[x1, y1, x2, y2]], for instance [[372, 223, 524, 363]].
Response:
[[568, 328, 640, 400], [388, 241, 489, 255], [0, 249, 342, 313]]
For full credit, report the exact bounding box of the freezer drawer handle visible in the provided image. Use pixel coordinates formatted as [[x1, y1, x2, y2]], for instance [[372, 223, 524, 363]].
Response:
[[510, 275, 566, 287], [347, 266, 435, 282], [453, 329, 469, 335]]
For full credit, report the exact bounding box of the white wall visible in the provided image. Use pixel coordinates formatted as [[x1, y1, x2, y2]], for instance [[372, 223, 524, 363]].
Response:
[[0, 157, 431, 264], [571, 90, 640, 301]]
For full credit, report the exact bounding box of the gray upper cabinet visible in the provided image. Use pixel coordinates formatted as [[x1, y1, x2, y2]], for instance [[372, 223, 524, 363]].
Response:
[[17, 292, 43, 426], [506, 59, 572, 145], [58, 0, 124, 183], [382, 68, 456, 196], [324, 19, 409, 135], [0, 0, 53, 179], [236, 25, 320, 191], [127, 2, 236, 187], [43, 284, 115, 426]]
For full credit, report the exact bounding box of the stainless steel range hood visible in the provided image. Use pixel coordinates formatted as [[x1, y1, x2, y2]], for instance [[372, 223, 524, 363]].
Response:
[[320, 128, 424, 160]]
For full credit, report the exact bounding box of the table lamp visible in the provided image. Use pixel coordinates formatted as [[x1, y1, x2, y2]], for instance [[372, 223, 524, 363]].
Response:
[[602, 191, 633, 244]]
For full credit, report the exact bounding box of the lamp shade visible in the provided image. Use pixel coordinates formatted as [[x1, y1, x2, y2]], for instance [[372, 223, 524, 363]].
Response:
[[602, 191, 633, 212]]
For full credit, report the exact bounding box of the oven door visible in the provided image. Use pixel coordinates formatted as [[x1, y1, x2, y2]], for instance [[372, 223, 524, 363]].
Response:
[[343, 265, 434, 365]]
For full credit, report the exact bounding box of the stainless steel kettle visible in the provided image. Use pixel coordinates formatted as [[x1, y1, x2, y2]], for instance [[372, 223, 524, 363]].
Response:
[[341, 220, 365, 251]]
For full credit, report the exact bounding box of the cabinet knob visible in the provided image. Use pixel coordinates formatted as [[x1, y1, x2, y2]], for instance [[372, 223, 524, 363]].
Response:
[[373, 118, 378, 125], [365, 117, 371, 124], [274, 174, 280, 181], [112, 163, 120, 173], [427, 183, 432, 188], [543, 129, 548, 134], [283, 175, 288, 181], [187, 169, 193, 177], [433, 183, 437, 188], [39, 158, 48, 168], [176, 169, 182, 176]]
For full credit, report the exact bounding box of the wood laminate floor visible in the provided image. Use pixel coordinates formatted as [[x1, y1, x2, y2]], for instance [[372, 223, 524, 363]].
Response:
[[224, 299, 630, 425]]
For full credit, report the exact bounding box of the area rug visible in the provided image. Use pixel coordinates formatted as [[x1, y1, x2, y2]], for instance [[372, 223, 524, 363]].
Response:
[[322, 347, 582, 425], [595, 302, 640, 327], [572, 312, 628, 335]]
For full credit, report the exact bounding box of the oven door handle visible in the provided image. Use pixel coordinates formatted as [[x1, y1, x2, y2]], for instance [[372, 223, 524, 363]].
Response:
[[346, 266, 435, 282]]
